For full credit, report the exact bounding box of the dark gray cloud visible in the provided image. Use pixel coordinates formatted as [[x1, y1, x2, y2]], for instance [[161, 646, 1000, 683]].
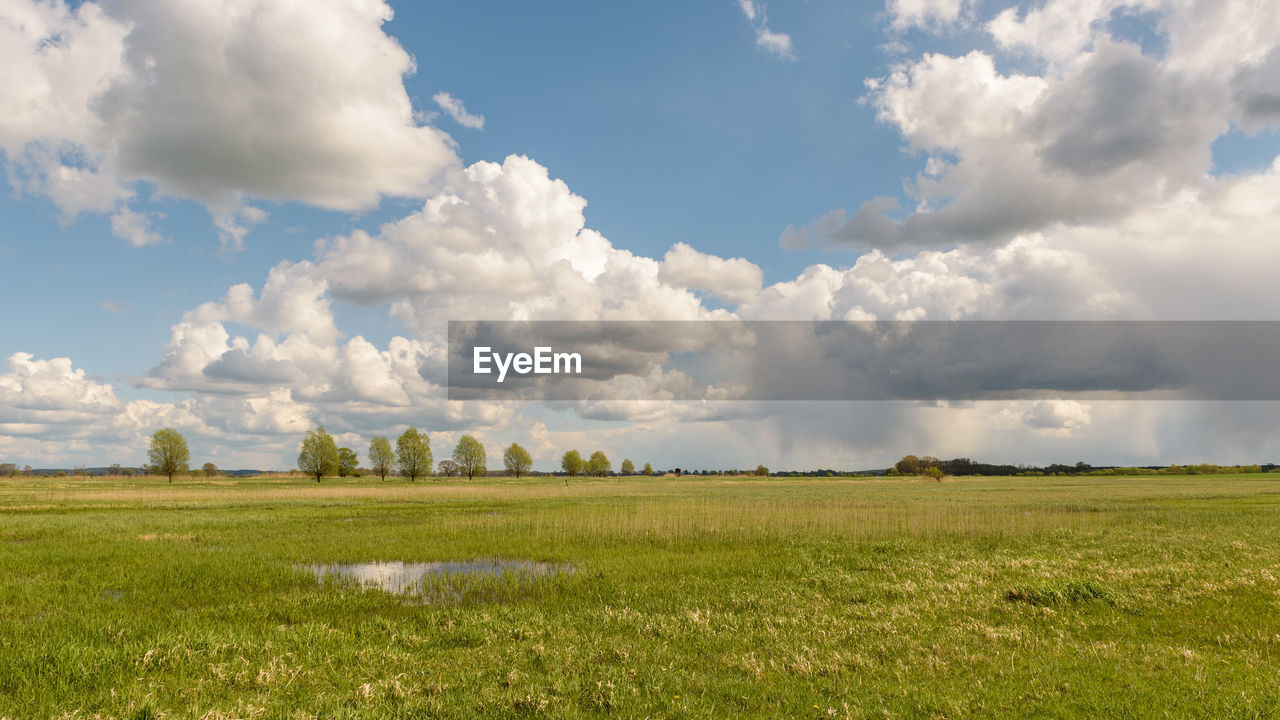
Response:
[[1231, 47, 1280, 133], [1035, 43, 1220, 177], [449, 321, 1280, 402], [202, 350, 295, 385]]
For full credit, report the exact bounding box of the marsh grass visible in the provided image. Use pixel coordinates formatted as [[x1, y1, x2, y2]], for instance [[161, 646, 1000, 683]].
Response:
[[2, 473, 1280, 718], [1004, 580, 1115, 606]]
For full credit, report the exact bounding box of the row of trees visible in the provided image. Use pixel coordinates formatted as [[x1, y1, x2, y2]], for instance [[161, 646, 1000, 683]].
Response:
[[297, 428, 670, 482], [295, 427, 672, 483], [144, 426, 659, 482], [298, 426, 492, 482], [61, 435, 1280, 481]]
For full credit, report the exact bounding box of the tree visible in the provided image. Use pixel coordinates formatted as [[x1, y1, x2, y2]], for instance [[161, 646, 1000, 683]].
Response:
[[561, 450, 583, 478], [642, 462, 654, 476], [368, 436, 394, 480], [202, 462, 218, 477], [396, 427, 432, 482], [298, 426, 339, 482], [148, 428, 190, 483], [337, 447, 359, 477], [754, 464, 769, 476], [503, 442, 532, 478], [586, 450, 611, 477], [454, 435, 486, 480], [437, 459, 460, 477], [620, 458, 635, 476], [895, 455, 920, 475]]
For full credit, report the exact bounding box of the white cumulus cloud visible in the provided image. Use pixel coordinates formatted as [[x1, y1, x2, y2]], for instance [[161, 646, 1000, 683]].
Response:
[[788, 0, 1276, 252], [0, 353, 120, 423], [659, 242, 763, 305], [0, 0, 460, 247]]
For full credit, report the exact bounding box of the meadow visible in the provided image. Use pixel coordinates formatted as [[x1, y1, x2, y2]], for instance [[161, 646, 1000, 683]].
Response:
[[2, 472, 1279, 719]]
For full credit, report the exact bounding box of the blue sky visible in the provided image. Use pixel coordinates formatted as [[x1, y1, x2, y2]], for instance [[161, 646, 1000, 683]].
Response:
[[3, 1, 905, 382], [3, 0, 1280, 470], [5, 1, 1272, 374]]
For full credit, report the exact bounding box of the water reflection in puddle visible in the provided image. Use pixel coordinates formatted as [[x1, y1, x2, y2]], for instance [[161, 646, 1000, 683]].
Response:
[[303, 560, 568, 602]]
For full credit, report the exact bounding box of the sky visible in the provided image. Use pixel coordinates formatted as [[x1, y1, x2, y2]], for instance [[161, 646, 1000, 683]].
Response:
[[2, 0, 1280, 471]]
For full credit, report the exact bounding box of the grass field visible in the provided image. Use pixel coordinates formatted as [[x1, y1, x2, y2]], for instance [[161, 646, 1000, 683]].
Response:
[[3, 473, 1280, 719]]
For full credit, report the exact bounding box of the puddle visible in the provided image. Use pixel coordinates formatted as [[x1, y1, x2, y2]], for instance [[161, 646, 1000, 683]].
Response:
[[303, 559, 568, 602]]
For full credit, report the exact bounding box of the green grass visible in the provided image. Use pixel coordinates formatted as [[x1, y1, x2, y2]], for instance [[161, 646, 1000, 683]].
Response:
[[3, 473, 1280, 718]]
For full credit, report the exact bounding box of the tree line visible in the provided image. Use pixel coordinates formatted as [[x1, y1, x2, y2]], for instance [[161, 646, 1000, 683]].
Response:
[[142, 426, 659, 483], [20, 437, 1277, 480], [887, 454, 1277, 477], [140, 430, 1276, 484]]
